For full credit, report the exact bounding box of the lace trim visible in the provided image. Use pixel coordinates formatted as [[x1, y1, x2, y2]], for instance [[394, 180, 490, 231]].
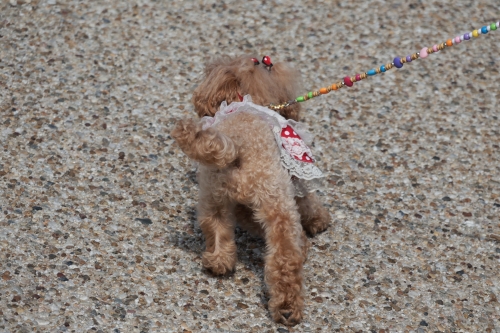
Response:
[[281, 136, 314, 163]]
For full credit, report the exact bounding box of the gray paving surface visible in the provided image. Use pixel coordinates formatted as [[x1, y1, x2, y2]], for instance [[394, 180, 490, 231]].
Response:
[[1, 0, 499, 332]]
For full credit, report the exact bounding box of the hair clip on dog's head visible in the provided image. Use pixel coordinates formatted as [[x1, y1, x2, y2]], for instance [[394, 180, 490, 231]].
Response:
[[262, 55, 273, 71]]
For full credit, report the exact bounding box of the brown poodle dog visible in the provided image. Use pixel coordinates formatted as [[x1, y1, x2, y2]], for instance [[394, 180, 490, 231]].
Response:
[[171, 55, 330, 326]]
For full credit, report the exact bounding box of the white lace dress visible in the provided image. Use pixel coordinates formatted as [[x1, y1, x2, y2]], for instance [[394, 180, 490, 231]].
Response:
[[201, 95, 324, 183]]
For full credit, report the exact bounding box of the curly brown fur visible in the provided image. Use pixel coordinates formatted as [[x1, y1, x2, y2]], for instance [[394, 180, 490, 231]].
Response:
[[192, 55, 302, 121], [172, 55, 330, 326], [171, 118, 238, 168]]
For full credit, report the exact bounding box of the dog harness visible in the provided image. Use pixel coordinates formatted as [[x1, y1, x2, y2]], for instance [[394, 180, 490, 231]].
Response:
[[201, 95, 323, 181]]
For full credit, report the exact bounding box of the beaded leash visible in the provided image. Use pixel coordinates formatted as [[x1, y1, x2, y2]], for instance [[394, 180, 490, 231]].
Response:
[[267, 21, 499, 111]]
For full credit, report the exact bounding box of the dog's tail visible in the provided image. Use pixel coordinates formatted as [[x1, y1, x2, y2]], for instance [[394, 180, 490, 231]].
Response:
[[171, 118, 238, 168]]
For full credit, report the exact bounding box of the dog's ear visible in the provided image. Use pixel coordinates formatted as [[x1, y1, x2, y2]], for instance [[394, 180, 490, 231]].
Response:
[[192, 66, 240, 118]]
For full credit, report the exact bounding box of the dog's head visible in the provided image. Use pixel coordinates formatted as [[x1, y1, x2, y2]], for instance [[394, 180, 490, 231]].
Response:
[[192, 55, 303, 121]]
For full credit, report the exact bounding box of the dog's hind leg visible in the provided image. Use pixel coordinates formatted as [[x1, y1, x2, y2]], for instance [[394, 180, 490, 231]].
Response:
[[197, 194, 237, 276], [256, 197, 305, 326]]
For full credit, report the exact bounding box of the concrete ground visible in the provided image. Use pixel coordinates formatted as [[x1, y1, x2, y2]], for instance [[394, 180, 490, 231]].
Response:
[[0, 0, 499, 332]]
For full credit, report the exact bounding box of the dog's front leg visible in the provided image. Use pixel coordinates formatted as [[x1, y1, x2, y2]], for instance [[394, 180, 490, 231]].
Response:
[[257, 201, 305, 326], [296, 191, 330, 236]]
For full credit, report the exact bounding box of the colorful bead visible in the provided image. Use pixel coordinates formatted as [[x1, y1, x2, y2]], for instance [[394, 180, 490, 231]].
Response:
[[343, 76, 353, 87], [331, 84, 338, 91], [493, 23, 498, 31], [307, 91, 313, 99], [454, 36, 461, 44], [393, 57, 403, 68], [406, 55, 412, 62], [319, 87, 328, 94], [380, 65, 386, 72], [296, 96, 305, 102], [355, 74, 361, 81], [367, 69, 377, 76], [472, 30, 479, 37], [481, 26, 488, 34], [420, 47, 428, 58], [432, 44, 439, 52], [446, 39, 452, 46]]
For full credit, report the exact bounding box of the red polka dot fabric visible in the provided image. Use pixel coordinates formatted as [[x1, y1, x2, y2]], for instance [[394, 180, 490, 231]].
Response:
[[281, 125, 314, 163]]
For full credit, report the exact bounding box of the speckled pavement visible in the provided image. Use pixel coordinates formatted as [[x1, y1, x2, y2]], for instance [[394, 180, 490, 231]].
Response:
[[1, 1, 499, 332]]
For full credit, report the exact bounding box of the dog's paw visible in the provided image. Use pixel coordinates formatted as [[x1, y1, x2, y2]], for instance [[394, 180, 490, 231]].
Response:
[[302, 207, 330, 236], [271, 302, 304, 326], [202, 250, 236, 275], [302, 220, 328, 237], [268, 284, 304, 326]]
